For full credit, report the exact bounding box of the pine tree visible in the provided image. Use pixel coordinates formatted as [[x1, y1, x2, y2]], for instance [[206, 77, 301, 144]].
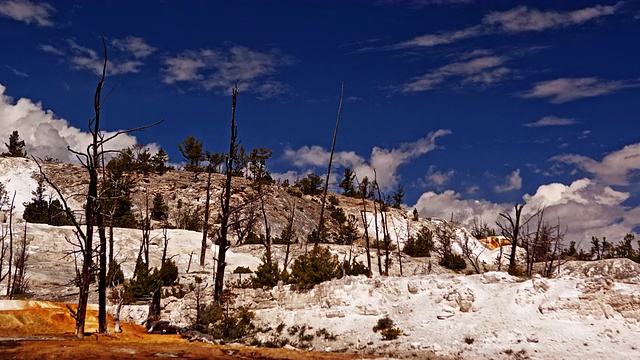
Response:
[[3, 130, 27, 157], [339, 168, 357, 197], [178, 136, 205, 172], [151, 193, 169, 221], [151, 148, 170, 174], [391, 184, 404, 209]]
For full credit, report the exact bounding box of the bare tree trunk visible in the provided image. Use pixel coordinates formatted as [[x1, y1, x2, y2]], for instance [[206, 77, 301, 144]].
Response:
[[257, 185, 272, 264], [356, 175, 372, 277], [315, 82, 344, 247], [214, 86, 239, 303], [5, 192, 15, 299], [372, 183, 382, 276], [200, 169, 212, 268]]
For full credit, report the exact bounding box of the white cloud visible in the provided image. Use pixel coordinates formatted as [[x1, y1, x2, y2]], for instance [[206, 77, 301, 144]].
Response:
[[283, 129, 452, 191], [483, 3, 621, 33], [524, 115, 577, 127], [0, 83, 156, 164], [425, 165, 455, 186], [163, 46, 293, 96], [394, 26, 484, 49], [494, 169, 522, 193], [521, 77, 632, 103], [39, 43, 64, 56], [40, 37, 155, 76], [0, 0, 55, 27], [551, 143, 640, 186], [111, 36, 157, 58], [399, 55, 510, 93], [413, 178, 639, 249], [388, 3, 621, 50], [5, 65, 28, 77]]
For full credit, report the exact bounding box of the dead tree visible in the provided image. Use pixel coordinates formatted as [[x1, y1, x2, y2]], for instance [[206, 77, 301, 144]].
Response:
[[4, 192, 15, 299], [214, 86, 239, 303], [200, 159, 213, 268], [10, 222, 29, 296], [315, 82, 344, 247], [496, 203, 537, 273], [355, 174, 372, 277], [371, 181, 383, 276], [35, 36, 161, 338], [282, 199, 296, 271]]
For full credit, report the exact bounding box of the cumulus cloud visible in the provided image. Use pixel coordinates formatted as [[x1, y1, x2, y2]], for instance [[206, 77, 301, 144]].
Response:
[[524, 115, 577, 127], [40, 37, 156, 76], [494, 169, 522, 193], [0, 0, 55, 27], [162, 46, 294, 97], [283, 129, 452, 191], [398, 55, 510, 93], [413, 178, 639, 249], [521, 77, 633, 103], [0, 83, 154, 164], [551, 143, 640, 186]]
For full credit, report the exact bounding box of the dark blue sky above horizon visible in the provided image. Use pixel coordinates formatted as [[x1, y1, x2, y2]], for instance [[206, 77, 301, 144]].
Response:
[[1, 0, 639, 244]]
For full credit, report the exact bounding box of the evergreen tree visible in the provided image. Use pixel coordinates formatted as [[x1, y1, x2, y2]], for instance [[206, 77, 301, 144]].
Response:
[[151, 148, 170, 174], [295, 173, 323, 196], [3, 130, 27, 157], [391, 184, 404, 209], [178, 136, 205, 172], [151, 193, 169, 221], [339, 168, 357, 197]]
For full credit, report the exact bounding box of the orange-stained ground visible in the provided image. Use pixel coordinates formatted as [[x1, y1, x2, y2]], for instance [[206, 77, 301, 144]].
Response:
[[0, 301, 377, 360]]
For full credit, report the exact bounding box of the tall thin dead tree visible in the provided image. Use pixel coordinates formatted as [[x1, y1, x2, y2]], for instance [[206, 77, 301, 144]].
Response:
[[214, 86, 239, 303], [35, 36, 161, 338], [315, 82, 344, 247], [355, 174, 372, 277], [200, 158, 213, 268], [5, 192, 15, 299]]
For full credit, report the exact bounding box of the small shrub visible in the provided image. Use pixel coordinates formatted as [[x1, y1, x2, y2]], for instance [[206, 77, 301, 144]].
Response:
[[372, 316, 394, 332], [289, 246, 341, 291], [372, 316, 401, 340], [342, 259, 370, 277], [464, 336, 475, 344], [508, 265, 526, 277], [106, 261, 125, 287], [380, 327, 401, 340], [159, 259, 179, 286], [252, 256, 280, 289], [316, 328, 337, 341], [288, 325, 300, 336], [439, 253, 467, 271], [276, 323, 285, 334], [403, 226, 434, 257]]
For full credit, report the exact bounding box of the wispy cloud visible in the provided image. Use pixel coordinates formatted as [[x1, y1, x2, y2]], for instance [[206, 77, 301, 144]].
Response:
[[521, 77, 632, 103], [39, 36, 156, 76], [483, 3, 621, 33], [111, 36, 157, 59], [376, 0, 473, 6], [425, 165, 455, 186], [524, 115, 577, 127], [397, 54, 510, 93], [39, 43, 64, 56], [0, 0, 55, 27], [383, 3, 621, 51], [494, 169, 522, 192], [283, 129, 452, 190], [552, 143, 640, 186], [4, 65, 28, 77], [163, 46, 294, 97]]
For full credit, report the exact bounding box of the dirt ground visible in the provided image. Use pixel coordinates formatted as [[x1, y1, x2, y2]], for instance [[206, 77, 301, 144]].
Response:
[[0, 301, 376, 360]]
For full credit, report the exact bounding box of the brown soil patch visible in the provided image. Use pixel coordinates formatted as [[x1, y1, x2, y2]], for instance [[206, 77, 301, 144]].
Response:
[[0, 301, 375, 360]]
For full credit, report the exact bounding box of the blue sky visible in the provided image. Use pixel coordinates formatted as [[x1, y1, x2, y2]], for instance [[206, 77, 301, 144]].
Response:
[[1, 0, 639, 246]]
